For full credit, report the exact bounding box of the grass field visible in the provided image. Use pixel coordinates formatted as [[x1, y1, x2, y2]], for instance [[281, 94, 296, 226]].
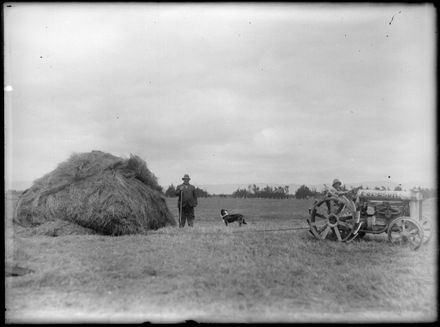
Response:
[[5, 194, 438, 323]]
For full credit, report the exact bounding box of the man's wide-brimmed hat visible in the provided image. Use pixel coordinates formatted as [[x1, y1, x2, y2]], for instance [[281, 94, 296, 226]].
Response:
[[182, 174, 191, 180]]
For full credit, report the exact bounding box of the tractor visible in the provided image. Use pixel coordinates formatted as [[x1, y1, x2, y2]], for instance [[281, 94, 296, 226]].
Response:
[[306, 187, 432, 250]]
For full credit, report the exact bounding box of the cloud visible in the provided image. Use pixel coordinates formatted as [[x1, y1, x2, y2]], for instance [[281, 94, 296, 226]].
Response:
[[4, 3, 436, 188]]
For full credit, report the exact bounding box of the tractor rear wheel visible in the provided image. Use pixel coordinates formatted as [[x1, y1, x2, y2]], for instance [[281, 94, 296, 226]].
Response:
[[307, 196, 359, 242]]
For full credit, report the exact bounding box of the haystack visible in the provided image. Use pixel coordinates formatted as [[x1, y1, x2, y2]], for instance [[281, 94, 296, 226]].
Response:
[[13, 151, 176, 235]]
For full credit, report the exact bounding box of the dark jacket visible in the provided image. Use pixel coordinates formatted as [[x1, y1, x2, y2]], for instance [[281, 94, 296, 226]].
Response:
[[176, 183, 198, 208]]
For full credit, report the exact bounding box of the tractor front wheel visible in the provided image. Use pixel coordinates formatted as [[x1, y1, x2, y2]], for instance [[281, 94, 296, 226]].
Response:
[[387, 217, 424, 250], [420, 216, 433, 245]]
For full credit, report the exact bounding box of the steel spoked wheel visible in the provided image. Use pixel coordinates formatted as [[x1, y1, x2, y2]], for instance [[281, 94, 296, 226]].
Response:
[[387, 217, 424, 250], [308, 197, 359, 242]]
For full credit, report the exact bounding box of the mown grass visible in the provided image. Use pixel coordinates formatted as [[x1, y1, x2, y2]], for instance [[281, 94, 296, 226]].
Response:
[[5, 195, 438, 323]]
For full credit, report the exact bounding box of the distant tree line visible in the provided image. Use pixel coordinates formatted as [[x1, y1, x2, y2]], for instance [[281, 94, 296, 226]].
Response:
[[164, 184, 211, 198], [232, 184, 437, 200], [164, 183, 436, 200], [232, 184, 324, 199], [232, 184, 290, 199], [294, 185, 320, 199]]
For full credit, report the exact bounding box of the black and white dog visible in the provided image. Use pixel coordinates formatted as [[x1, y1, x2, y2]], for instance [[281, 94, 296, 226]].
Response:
[[220, 209, 247, 226]]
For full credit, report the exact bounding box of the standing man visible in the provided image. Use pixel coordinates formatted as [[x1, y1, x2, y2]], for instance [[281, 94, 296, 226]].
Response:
[[175, 174, 198, 227]]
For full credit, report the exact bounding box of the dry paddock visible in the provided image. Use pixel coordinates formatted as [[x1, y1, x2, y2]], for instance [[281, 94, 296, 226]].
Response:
[[5, 196, 438, 323]]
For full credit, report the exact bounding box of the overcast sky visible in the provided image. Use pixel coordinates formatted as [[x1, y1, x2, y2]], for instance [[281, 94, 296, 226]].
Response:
[[4, 3, 436, 190]]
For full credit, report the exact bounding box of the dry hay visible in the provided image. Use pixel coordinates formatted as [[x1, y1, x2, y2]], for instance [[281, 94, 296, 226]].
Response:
[[5, 264, 34, 277], [16, 219, 97, 237], [13, 150, 176, 235]]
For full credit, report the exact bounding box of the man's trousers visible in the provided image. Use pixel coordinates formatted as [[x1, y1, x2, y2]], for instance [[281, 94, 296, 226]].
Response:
[[178, 206, 195, 227]]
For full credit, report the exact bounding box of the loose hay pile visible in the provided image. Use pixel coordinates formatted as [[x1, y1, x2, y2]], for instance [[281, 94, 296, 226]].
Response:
[[14, 151, 176, 235]]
